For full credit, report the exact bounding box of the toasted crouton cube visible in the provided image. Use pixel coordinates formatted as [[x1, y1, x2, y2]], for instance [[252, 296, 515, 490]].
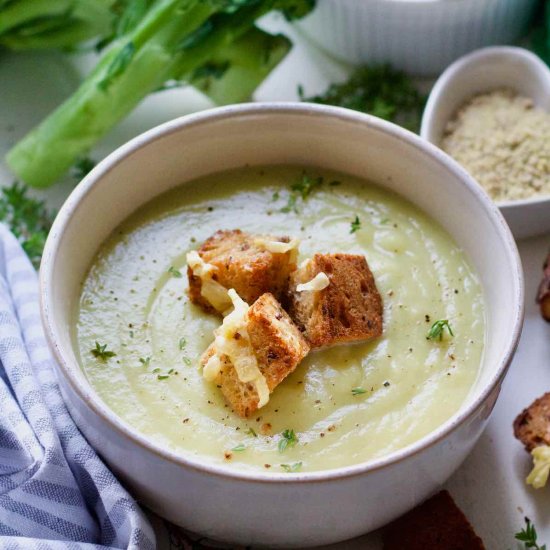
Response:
[[286, 253, 383, 348], [383, 490, 486, 550], [514, 392, 550, 452], [187, 229, 298, 314], [201, 292, 309, 417]]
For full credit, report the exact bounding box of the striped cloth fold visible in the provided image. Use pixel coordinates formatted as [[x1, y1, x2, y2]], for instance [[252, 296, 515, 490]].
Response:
[[0, 224, 155, 549]]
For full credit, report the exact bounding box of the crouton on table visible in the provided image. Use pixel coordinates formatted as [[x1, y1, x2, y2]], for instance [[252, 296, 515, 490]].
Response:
[[286, 253, 383, 348], [514, 392, 550, 452], [187, 229, 298, 314], [383, 490, 486, 550], [201, 291, 309, 417]]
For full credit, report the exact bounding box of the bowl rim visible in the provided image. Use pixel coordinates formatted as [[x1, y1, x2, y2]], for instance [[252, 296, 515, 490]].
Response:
[[40, 102, 524, 484], [421, 45, 550, 209]]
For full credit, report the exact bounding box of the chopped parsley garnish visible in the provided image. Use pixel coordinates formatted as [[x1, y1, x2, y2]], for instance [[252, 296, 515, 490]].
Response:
[[0, 182, 54, 268], [272, 191, 280, 201], [157, 374, 169, 380], [179, 337, 187, 350], [427, 320, 454, 341], [246, 428, 258, 438], [281, 173, 323, 213], [90, 342, 116, 361], [183, 357, 192, 366], [231, 444, 246, 452], [139, 356, 151, 367], [350, 215, 361, 234], [152, 367, 161, 373], [278, 428, 298, 452], [351, 387, 367, 396], [281, 462, 302, 473], [168, 266, 183, 278], [515, 517, 546, 550]]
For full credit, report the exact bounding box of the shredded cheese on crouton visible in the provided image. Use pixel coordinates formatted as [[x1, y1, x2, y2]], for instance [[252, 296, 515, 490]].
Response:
[[203, 289, 269, 407], [526, 445, 550, 489], [254, 237, 299, 263], [186, 251, 232, 313], [296, 272, 330, 292]]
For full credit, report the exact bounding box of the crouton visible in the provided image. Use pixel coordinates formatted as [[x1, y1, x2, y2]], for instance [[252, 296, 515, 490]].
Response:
[[286, 253, 383, 348], [201, 291, 309, 417], [187, 229, 298, 314], [514, 392, 550, 452], [383, 490, 486, 550]]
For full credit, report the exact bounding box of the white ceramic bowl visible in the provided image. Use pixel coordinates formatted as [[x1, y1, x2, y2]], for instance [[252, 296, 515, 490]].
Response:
[[421, 46, 550, 239], [40, 103, 523, 548], [295, 0, 538, 76]]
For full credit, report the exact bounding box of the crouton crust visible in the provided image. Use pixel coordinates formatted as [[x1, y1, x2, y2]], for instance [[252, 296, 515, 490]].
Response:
[[201, 293, 309, 417], [287, 253, 383, 348], [514, 392, 550, 452], [188, 229, 296, 313], [383, 490, 486, 550]]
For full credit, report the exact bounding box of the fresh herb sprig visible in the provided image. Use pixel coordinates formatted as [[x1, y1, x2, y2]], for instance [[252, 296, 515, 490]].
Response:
[[281, 462, 302, 472], [281, 173, 323, 213], [300, 65, 425, 132], [515, 517, 547, 550], [91, 341, 116, 361], [350, 215, 361, 234], [0, 182, 54, 268], [427, 320, 454, 341], [278, 428, 298, 452], [168, 266, 183, 278]]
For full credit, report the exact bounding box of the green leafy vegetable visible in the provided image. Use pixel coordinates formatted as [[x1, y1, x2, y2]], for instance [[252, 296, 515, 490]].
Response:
[[426, 320, 454, 341], [6, 0, 315, 188], [0, 182, 54, 268], [91, 341, 116, 361], [281, 462, 302, 472], [350, 215, 361, 234], [515, 517, 547, 550], [278, 428, 298, 452], [300, 65, 425, 132], [139, 356, 151, 366], [351, 387, 366, 396], [0, 0, 117, 51]]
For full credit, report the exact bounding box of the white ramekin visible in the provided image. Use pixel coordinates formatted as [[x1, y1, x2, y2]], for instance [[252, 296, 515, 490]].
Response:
[[295, 0, 539, 76], [421, 46, 550, 239], [40, 103, 524, 547]]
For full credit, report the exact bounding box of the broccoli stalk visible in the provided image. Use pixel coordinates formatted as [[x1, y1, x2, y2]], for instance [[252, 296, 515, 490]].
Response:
[[0, 0, 117, 50], [189, 28, 291, 106], [6, 0, 315, 188]]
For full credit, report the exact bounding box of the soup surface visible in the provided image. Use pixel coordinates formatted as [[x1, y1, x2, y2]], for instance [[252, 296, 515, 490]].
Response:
[[76, 166, 485, 473]]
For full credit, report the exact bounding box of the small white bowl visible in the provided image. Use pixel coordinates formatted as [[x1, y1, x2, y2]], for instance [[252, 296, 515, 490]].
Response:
[[296, 0, 538, 76], [421, 46, 550, 239], [40, 103, 523, 547]]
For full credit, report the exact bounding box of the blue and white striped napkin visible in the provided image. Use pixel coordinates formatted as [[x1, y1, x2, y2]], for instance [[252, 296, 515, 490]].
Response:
[[0, 224, 155, 549]]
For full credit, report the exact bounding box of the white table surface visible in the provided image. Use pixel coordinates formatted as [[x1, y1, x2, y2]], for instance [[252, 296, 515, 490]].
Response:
[[1, 13, 549, 550]]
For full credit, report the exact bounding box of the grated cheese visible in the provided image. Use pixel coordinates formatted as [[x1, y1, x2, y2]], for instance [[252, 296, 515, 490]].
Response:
[[296, 272, 330, 292], [202, 289, 269, 407], [186, 250, 232, 313]]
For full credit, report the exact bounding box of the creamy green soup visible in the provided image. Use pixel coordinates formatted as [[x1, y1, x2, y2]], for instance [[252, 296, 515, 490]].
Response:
[[76, 165, 484, 473]]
